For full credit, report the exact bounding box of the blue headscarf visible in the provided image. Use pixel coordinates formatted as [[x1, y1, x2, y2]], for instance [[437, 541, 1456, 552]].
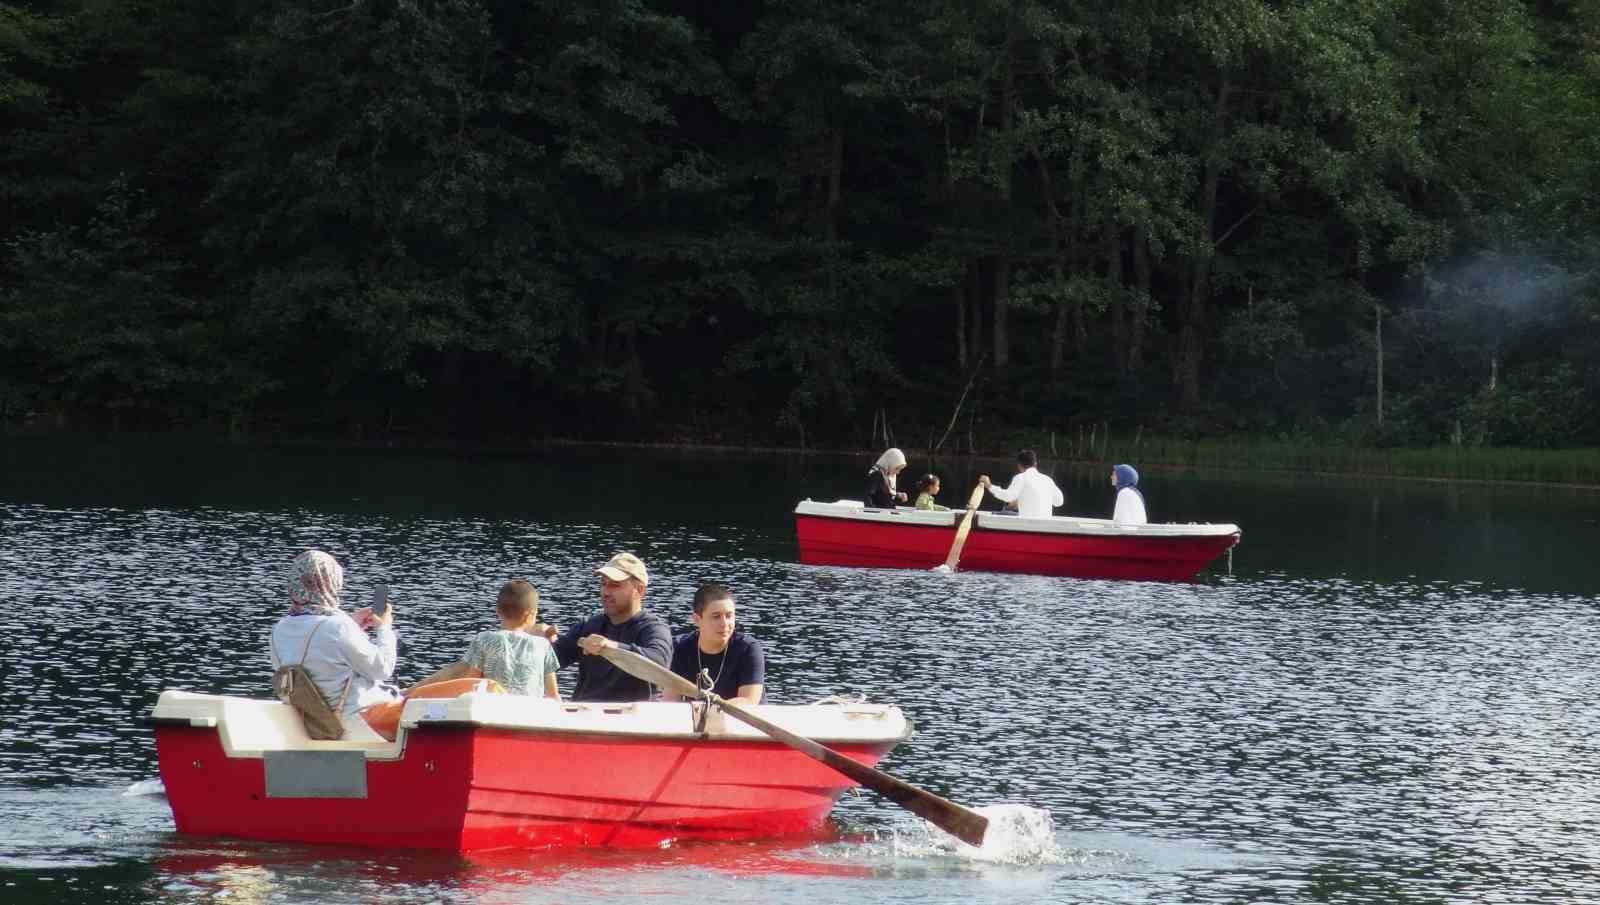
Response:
[[1112, 464, 1139, 489]]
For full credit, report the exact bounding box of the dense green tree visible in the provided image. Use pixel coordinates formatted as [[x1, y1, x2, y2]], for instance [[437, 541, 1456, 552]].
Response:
[[0, 0, 1595, 448], [0, 180, 218, 418]]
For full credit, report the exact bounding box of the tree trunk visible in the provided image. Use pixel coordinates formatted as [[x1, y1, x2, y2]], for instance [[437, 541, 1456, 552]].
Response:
[[992, 36, 1015, 370], [1375, 303, 1383, 425], [1067, 187, 1088, 362], [620, 322, 646, 419], [1070, 289, 1087, 362], [945, 104, 964, 371], [1106, 225, 1126, 375], [1131, 225, 1151, 373], [967, 259, 984, 365], [591, 317, 610, 371], [438, 349, 473, 440], [1174, 79, 1230, 410], [1175, 250, 1212, 410], [993, 256, 1010, 369], [954, 272, 967, 370], [1033, 150, 1068, 374], [1051, 287, 1067, 373], [825, 128, 843, 243]]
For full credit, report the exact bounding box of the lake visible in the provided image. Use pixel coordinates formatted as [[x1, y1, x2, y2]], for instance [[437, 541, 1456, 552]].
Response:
[[2, 435, 1597, 904]]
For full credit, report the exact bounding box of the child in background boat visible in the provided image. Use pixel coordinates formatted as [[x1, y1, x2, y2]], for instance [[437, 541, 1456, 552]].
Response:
[[407, 580, 560, 699], [913, 474, 950, 511], [1110, 463, 1148, 525]]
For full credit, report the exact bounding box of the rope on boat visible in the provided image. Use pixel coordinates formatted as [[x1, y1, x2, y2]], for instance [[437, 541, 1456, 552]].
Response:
[[692, 668, 714, 733]]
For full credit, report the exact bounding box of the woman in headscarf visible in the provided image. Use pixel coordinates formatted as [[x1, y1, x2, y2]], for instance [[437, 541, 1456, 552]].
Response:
[[1110, 464, 1148, 525], [268, 549, 402, 741], [865, 447, 909, 508]]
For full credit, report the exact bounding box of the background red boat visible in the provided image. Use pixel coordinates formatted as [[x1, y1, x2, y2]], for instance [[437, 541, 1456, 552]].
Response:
[[152, 690, 911, 851], [794, 499, 1240, 581]]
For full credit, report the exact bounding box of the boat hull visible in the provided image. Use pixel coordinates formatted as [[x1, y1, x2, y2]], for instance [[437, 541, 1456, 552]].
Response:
[[152, 692, 906, 851], [795, 502, 1240, 581]]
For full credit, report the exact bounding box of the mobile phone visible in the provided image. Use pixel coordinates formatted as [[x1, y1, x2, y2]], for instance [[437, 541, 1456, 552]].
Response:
[[369, 583, 391, 618]]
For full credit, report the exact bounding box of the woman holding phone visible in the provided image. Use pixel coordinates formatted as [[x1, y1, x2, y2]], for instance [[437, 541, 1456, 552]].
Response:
[[268, 550, 403, 741]]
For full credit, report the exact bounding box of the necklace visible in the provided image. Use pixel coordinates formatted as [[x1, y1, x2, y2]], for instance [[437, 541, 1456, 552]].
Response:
[[696, 638, 728, 692]]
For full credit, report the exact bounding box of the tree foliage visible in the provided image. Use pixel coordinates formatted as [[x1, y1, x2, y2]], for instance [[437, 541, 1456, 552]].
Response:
[[1, 0, 1596, 447]]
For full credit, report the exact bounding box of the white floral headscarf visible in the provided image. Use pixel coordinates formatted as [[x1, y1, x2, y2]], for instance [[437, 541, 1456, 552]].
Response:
[[288, 549, 344, 615]]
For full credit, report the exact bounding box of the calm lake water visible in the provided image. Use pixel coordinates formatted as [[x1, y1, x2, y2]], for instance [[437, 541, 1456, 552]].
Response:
[[2, 436, 1598, 904]]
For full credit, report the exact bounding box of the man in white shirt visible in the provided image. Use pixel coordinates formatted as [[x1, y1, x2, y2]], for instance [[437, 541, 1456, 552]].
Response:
[[978, 449, 1064, 519]]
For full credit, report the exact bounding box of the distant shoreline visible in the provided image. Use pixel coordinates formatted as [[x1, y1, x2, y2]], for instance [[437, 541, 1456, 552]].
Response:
[[7, 424, 1600, 491], [535, 438, 1600, 491]]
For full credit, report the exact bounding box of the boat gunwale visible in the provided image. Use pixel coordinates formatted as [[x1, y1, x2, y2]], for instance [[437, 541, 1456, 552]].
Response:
[[150, 693, 914, 762], [152, 718, 910, 751], [412, 719, 912, 747], [793, 507, 1241, 541]]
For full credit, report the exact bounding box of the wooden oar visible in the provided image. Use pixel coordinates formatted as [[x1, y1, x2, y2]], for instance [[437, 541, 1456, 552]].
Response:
[[936, 484, 987, 572], [599, 646, 989, 847]]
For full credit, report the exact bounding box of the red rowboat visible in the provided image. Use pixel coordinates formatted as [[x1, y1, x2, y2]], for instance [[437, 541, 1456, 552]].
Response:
[[794, 499, 1241, 581], [151, 689, 910, 851]]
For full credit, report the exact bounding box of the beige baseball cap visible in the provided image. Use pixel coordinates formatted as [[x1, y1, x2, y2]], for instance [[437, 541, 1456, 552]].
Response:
[[595, 552, 649, 587]]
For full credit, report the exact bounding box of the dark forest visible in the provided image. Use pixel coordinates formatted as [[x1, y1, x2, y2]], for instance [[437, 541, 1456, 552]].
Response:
[[3, 0, 1598, 452]]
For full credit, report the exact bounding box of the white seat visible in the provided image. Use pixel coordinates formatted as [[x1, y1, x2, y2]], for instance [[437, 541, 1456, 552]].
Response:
[[154, 690, 403, 758]]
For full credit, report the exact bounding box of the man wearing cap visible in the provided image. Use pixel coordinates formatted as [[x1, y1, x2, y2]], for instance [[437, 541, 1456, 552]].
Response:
[[550, 552, 673, 702]]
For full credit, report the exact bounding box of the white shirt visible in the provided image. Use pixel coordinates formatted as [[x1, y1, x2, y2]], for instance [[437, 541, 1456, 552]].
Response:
[[986, 466, 1064, 519], [1113, 486, 1148, 525], [270, 611, 400, 716]]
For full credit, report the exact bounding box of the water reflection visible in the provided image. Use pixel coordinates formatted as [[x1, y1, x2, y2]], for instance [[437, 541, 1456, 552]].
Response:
[[141, 836, 883, 904], [3, 823, 1274, 905]]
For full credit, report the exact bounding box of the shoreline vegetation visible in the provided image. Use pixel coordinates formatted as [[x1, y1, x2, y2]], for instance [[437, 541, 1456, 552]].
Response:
[[7, 421, 1598, 490], [501, 435, 1600, 488], [571, 436, 1600, 489]]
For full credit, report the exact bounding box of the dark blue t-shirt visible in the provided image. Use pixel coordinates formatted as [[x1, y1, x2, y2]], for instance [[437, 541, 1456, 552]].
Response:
[[553, 610, 673, 702], [670, 631, 766, 702]]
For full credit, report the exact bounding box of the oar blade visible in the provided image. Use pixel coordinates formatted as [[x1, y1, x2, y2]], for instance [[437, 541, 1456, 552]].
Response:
[[715, 696, 991, 848], [941, 485, 987, 572], [814, 745, 989, 846]]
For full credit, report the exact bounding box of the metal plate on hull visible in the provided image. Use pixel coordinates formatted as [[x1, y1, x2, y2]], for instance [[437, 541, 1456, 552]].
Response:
[[264, 750, 368, 798]]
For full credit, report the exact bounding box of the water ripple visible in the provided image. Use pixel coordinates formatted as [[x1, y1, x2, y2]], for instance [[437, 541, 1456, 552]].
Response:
[[3, 462, 1600, 903]]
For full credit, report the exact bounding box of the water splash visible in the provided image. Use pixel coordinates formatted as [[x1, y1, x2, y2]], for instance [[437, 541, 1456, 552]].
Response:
[[122, 778, 165, 798], [890, 804, 1064, 864]]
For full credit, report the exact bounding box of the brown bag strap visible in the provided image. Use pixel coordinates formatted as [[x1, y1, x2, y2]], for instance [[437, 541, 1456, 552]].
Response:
[[267, 617, 328, 668], [334, 674, 353, 714], [297, 618, 326, 664]]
